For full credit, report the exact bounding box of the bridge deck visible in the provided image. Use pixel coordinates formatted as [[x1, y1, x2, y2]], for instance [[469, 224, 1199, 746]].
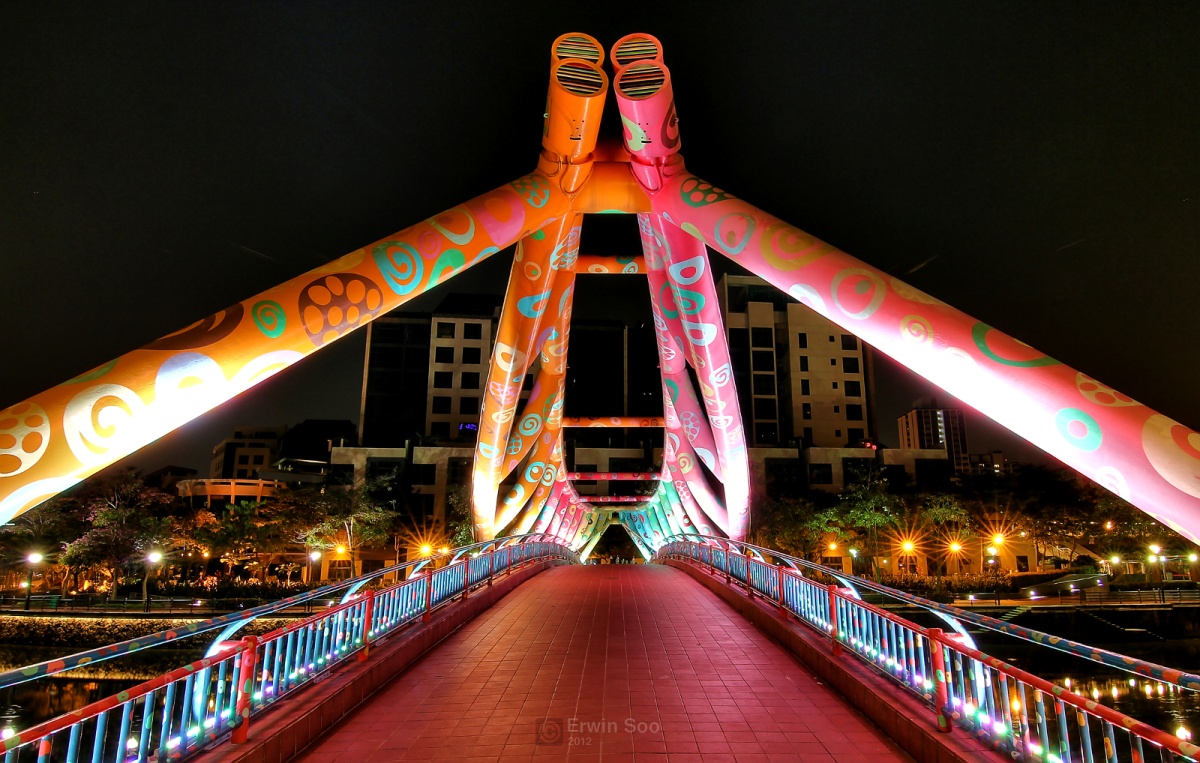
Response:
[[297, 564, 910, 762]]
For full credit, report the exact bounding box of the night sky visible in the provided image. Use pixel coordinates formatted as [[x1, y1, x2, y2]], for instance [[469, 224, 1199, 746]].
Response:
[[1, 3, 1195, 475]]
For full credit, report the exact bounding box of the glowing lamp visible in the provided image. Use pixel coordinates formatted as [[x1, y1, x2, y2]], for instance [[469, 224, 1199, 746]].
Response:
[[26, 553, 42, 564], [335, 546, 346, 555], [1148, 554, 1158, 562], [901, 541, 915, 553], [1104, 521, 1114, 530], [147, 551, 163, 563], [992, 534, 1005, 546], [949, 542, 962, 553], [1149, 544, 1162, 554], [309, 551, 321, 561], [1110, 556, 1120, 564], [439, 547, 449, 554], [986, 546, 998, 556], [828, 542, 837, 551], [420, 545, 433, 556], [849, 549, 858, 558], [1190, 553, 1199, 563]]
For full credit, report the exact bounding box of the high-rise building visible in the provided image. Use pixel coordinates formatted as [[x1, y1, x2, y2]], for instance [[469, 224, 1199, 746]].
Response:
[[359, 314, 432, 447], [897, 401, 969, 473], [717, 274, 872, 448], [425, 294, 502, 442]]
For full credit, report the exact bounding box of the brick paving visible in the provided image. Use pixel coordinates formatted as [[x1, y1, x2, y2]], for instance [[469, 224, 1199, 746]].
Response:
[[295, 564, 912, 762]]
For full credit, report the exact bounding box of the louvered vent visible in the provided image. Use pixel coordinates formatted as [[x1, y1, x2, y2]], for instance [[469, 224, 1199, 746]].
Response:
[[554, 34, 601, 63], [556, 61, 604, 96], [616, 63, 665, 99], [613, 36, 660, 67]]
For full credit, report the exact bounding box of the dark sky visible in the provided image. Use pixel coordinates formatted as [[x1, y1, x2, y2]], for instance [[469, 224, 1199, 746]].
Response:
[[1, 3, 1195, 474]]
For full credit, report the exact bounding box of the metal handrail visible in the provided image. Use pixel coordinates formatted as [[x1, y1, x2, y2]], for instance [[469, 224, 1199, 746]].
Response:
[[0, 533, 555, 691], [0, 539, 578, 763], [661, 533, 1200, 693], [657, 538, 1200, 762]]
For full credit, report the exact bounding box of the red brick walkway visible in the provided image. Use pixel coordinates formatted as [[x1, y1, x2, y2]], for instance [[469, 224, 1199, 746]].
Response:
[[296, 564, 912, 762]]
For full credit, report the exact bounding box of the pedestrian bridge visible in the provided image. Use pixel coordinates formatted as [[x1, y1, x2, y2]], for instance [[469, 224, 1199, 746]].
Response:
[[3, 535, 1195, 763]]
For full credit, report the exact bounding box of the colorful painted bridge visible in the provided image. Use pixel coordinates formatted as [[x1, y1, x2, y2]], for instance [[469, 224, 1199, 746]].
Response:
[[1, 33, 1197, 552], [2, 29, 1199, 763], [3, 536, 1197, 763]]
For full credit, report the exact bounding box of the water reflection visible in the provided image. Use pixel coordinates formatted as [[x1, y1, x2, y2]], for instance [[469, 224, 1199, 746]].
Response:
[[973, 635, 1200, 737], [0, 645, 206, 734]]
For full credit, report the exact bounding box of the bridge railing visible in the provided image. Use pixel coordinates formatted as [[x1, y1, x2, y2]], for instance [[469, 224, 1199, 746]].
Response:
[[657, 537, 1199, 763], [0, 539, 577, 763]]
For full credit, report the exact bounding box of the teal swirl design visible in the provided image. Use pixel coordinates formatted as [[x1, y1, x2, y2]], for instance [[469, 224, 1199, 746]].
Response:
[[251, 300, 286, 338], [373, 241, 424, 295]]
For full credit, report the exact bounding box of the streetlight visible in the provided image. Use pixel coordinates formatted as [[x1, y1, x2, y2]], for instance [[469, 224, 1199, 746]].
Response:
[[992, 534, 1005, 546], [144, 552, 163, 612], [901, 540, 915, 574], [420, 544, 433, 556], [23, 553, 42, 611], [308, 551, 321, 584]]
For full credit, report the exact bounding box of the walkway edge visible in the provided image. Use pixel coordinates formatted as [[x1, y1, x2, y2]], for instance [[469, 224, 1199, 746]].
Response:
[[665, 559, 995, 763], [204, 560, 566, 763]]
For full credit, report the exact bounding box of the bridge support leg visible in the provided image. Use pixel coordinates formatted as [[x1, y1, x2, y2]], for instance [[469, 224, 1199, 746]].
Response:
[[777, 566, 787, 619], [231, 636, 258, 744], [927, 628, 952, 734], [826, 585, 842, 657], [423, 573, 434, 623], [357, 589, 375, 663]]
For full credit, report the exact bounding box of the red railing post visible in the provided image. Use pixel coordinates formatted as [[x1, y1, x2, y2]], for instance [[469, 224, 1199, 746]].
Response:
[[231, 635, 258, 744], [927, 628, 952, 733], [423, 570, 434, 623], [827, 584, 842, 657], [777, 565, 787, 618], [357, 589, 375, 662]]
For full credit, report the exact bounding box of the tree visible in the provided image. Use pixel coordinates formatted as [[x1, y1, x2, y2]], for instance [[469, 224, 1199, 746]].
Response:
[[445, 486, 476, 549], [60, 471, 173, 596], [917, 493, 972, 587], [838, 466, 905, 578], [270, 472, 399, 566], [751, 495, 841, 562]]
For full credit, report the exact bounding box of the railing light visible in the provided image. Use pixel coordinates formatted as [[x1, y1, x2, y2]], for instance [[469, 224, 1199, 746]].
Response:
[[0, 728, 12, 740], [992, 721, 1006, 735], [253, 691, 263, 700], [168, 736, 181, 749], [204, 718, 216, 729], [127, 738, 139, 750]]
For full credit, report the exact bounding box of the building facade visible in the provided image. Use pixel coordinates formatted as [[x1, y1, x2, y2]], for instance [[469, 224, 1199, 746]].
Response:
[[897, 403, 970, 474], [718, 274, 871, 448]]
